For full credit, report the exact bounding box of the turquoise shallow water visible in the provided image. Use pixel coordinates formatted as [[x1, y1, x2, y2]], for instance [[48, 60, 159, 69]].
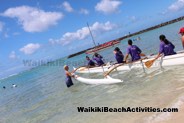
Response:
[[0, 21, 184, 123]]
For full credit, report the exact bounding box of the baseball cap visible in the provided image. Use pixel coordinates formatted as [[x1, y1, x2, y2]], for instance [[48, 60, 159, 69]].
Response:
[[179, 27, 184, 33]]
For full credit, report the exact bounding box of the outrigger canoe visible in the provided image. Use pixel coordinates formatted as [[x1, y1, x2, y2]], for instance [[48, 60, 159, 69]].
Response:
[[74, 50, 184, 74], [74, 75, 123, 85]]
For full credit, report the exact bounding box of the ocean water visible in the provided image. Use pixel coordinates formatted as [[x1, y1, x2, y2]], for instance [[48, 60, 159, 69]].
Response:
[[0, 20, 184, 123]]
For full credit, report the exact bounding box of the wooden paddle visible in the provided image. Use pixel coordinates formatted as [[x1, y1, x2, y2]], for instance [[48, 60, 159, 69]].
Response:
[[144, 53, 162, 68], [144, 59, 156, 68]]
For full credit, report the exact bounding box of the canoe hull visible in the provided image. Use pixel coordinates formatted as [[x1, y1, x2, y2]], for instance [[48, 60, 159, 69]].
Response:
[[75, 75, 123, 85], [74, 51, 184, 73]]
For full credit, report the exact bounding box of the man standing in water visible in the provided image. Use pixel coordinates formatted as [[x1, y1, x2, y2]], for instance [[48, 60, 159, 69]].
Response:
[[63, 65, 75, 88], [124, 39, 145, 62], [179, 27, 184, 49]]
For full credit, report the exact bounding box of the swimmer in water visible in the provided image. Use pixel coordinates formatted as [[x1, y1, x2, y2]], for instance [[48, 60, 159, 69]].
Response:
[[12, 84, 17, 88]]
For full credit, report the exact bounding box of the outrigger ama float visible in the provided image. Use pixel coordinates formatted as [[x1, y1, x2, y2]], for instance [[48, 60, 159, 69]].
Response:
[[73, 50, 184, 85], [74, 75, 123, 85]]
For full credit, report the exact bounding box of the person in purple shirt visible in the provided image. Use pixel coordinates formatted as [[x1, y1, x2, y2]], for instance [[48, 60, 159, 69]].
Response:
[[155, 35, 176, 59], [86, 56, 96, 67], [113, 47, 124, 63], [93, 53, 105, 66], [124, 39, 145, 62]]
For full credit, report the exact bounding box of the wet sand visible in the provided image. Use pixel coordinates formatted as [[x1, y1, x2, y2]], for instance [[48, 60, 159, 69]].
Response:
[[160, 104, 184, 123]]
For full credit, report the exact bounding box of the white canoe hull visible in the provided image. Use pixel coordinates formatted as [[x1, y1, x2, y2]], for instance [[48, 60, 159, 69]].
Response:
[[75, 75, 123, 85], [74, 51, 184, 74]]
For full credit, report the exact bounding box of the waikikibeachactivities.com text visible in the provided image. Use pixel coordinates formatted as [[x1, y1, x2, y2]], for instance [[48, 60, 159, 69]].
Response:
[[77, 107, 178, 113]]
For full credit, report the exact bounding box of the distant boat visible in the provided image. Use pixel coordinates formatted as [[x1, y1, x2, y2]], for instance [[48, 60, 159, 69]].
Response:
[[85, 40, 120, 54], [85, 22, 120, 54]]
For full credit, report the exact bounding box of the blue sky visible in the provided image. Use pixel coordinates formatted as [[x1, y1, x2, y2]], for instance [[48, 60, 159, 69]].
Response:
[[0, 0, 184, 78]]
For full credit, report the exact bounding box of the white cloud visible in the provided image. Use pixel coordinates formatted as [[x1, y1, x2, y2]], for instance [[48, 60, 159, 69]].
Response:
[[168, 0, 184, 11], [20, 43, 41, 55], [0, 21, 4, 32], [9, 51, 17, 59], [91, 21, 117, 32], [62, 1, 74, 12], [79, 8, 89, 15], [50, 21, 117, 45], [2, 6, 63, 32], [95, 0, 122, 14]]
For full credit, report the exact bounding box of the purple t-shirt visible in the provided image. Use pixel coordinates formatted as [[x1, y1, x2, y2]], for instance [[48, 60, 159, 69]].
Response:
[[115, 51, 124, 63], [159, 41, 176, 56], [88, 60, 95, 66], [127, 45, 141, 61], [93, 55, 104, 66]]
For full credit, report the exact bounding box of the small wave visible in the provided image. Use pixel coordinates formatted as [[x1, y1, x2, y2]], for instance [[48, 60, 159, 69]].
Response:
[[106, 87, 119, 93], [0, 67, 34, 81], [144, 94, 184, 123], [0, 73, 19, 81]]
